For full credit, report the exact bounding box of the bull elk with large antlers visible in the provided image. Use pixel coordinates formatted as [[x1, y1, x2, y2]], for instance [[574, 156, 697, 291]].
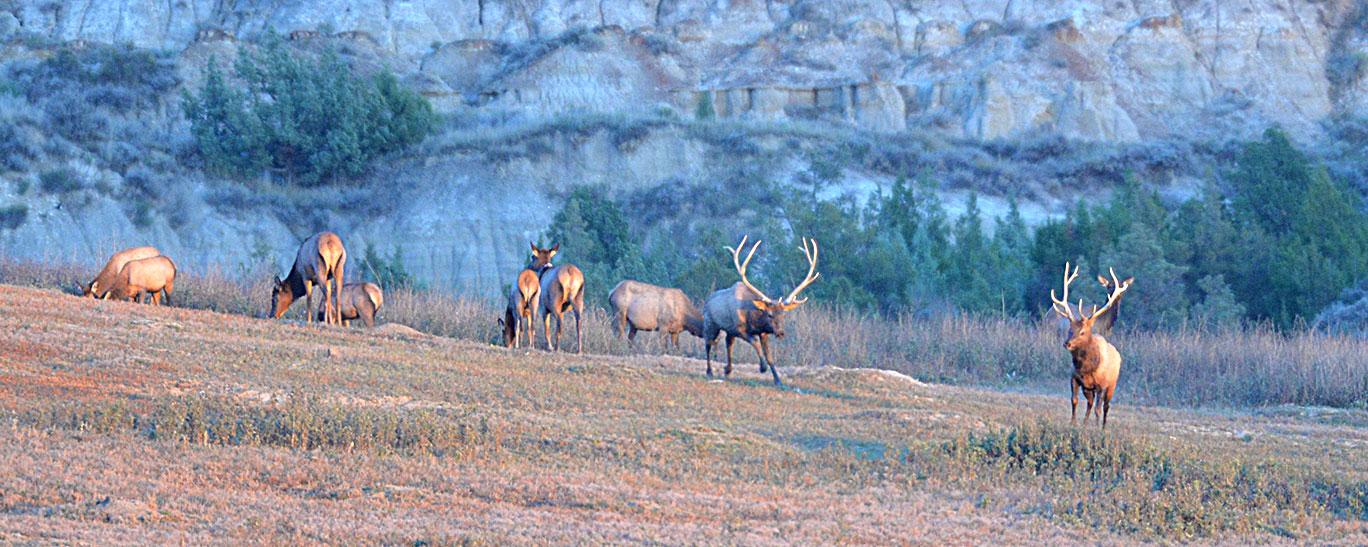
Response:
[[271, 232, 347, 325], [702, 236, 820, 385], [1051, 263, 1132, 429], [531, 243, 585, 353], [609, 280, 704, 349]]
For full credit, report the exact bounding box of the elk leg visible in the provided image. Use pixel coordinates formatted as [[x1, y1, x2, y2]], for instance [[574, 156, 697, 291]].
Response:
[[705, 336, 715, 377], [553, 312, 564, 352], [1083, 389, 1096, 427], [670, 332, 679, 349], [543, 310, 554, 351], [573, 298, 583, 354], [304, 280, 315, 323], [1070, 378, 1080, 425], [1102, 386, 1114, 430], [628, 327, 638, 344], [162, 280, 173, 307], [760, 335, 781, 384], [757, 334, 770, 373], [333, 261, 345, 326], [724, 335, 736, 377]]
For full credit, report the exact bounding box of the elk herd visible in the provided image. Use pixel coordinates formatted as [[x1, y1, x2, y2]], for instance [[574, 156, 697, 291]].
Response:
[[77, 230, 1136, 429]]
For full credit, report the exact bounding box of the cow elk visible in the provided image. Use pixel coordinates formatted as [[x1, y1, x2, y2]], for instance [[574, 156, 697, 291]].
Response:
[[498, 268, 541, 349], [81, 246, 160, 298], [702, 236, 820, 385], [609, 280, 704, 349], [531, 243, 585, 352], [101, 255, 177, 305], [1051, 263, 1131, 429], [271, 232, 347, 325], [315, 282, 384, 327]]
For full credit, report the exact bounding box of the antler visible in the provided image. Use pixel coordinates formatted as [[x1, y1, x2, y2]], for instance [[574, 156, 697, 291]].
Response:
[[1086, 267, 1131, 321], [783, 238, 821, 304], [1049, 262, 1080, 321], [726, 235, 773, 302]]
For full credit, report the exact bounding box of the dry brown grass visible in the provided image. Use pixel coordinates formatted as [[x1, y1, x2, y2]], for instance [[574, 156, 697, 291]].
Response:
[[0, 274, 1366, 542]]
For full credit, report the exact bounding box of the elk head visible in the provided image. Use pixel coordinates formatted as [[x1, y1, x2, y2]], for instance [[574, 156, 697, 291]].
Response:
[[1051, 263, 1130, 351], [727, 235, 821, 339], [270, 275, 294, 319], [530, 243, 558, 274]]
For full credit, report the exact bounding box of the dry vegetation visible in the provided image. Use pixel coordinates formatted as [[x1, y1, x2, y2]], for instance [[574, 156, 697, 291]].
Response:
[[0, 261, 1366, 542]]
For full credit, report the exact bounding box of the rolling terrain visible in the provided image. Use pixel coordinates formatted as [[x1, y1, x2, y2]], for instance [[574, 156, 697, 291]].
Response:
[[0, 284, 1365, 543]]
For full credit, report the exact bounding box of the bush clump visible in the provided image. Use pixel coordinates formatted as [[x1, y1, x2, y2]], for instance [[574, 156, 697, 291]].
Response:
[[183, 36, 438, 186]]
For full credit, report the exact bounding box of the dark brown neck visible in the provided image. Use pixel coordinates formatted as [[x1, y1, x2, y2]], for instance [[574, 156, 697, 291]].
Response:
[[1070, 338, 1101, 375]]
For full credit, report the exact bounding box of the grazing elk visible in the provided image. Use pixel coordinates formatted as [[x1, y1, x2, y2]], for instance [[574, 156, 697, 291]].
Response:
[[315, 282, 384, 327], [101, 255, 177, 305], [1051, 263, 1131, 429], [271, 232, 347, 325], [498, 268, 541, 349], [609, 280, 704, 349], [530, 243, 585, 353], [81, 246, 161, 298], [702, 236, 820, 385]]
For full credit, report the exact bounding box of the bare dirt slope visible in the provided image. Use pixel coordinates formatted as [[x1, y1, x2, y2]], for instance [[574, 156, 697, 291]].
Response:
[[0, 285, 1364, 543]]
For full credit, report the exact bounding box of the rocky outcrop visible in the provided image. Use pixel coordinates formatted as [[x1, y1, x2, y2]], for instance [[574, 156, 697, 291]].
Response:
[[6, 0, 1364, 141]]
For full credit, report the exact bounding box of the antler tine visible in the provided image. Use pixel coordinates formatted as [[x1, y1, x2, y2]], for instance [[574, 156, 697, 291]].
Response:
[[1049, 262, 1080, 320], [783, 238, 821, 304], [726, 235, 772, 302], [1087, 266, 1132, 321]]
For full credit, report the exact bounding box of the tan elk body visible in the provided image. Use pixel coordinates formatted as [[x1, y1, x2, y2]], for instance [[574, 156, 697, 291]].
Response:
[[103, 255, 177, 305], [315, 282, 383, 327], [1051, 263, 1132, 429], [82, 246, 160, 298], [702, 236, 820, 385], [531, 244, 585, 352], [609, 280, 704, 348], [499, 269, 541, 348], [271, 232, 347, 325]]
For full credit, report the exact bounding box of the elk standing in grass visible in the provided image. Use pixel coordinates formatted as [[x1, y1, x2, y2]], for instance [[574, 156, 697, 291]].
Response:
[[102, 255, 177, 305], [609, 280, 704, 349], [81, 246, 160, 298], [271, 232, 347, 325], [702, 236, 820, 385], [531, 243, 585, 353], [499, 268, 541, 349], [315, 282, 383, 327], [1051, 263, 1131, 429]]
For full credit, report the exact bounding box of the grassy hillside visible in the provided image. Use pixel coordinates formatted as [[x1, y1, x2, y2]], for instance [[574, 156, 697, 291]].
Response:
[[0, 284, 1365, 543]]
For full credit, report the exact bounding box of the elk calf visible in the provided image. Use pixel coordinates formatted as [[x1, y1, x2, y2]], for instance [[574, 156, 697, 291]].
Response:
[[498, 268, 541, 348], [102, 256, 177, 305], [702, 236, 820, 385], [530, 243, 585, 353], [271, 232, 347, 325], [609, 280, 703, 349], [81, 246, 160, 298], [1051, 263, 1132, 429], [315, 282, 383, 327]]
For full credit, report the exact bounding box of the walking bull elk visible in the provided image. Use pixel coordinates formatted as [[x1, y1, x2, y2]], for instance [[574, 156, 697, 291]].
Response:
[[315, 282, 384, 327], [609, 280, 703, 349], [271, 232, 347, 325], [102, 255, 177, 305], [702, 236, 820, 385], [1051, 263, 1131, 429], [81, 246, 160, 298], [531, 243, 585, 353]]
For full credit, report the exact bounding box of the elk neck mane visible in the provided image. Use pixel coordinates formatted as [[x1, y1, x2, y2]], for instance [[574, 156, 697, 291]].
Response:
[[1070, 336, 1103, 375]]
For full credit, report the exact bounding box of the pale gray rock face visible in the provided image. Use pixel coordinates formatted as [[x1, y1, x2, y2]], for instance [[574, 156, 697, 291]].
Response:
[[12, 0, 1364, 140]]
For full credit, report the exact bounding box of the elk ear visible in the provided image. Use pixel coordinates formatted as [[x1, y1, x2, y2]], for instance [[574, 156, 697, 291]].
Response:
[[273, 275, 282, 285], [1123, 277, 1135, 287], [530, 242, 538, 253], [497, 318, 505, 327], [1097, 275, 1110, 288], [88, 281, 98, 295], [550, 243, 559, 253], [750, 299, 771, 311]]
